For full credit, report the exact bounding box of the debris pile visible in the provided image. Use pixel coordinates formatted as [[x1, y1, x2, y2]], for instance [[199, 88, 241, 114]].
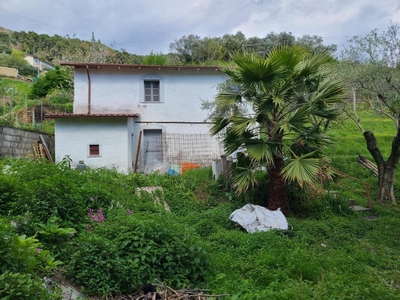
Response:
[[109, 283, 230, 300]]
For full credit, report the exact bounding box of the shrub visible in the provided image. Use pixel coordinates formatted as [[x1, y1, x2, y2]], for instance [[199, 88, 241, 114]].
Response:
[[0, 272, 62, 300], [63, 214, 210, 296], [0, 217, 62, 299]]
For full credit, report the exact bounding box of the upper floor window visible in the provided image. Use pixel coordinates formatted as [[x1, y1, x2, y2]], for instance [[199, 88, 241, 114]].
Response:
[[140, 75, 164, 103], [144, 80, 160, 102]]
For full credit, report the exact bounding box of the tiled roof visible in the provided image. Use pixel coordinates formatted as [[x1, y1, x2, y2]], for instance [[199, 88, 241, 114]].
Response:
[[60, 62, 221, 71], [45, 113, 140, 118]]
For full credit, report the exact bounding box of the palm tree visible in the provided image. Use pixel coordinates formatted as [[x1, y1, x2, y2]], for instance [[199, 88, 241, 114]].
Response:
[[211, 47, 344, 215]]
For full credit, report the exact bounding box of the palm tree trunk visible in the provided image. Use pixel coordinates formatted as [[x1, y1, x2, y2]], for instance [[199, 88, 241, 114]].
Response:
[[267, 155, 289, 215]]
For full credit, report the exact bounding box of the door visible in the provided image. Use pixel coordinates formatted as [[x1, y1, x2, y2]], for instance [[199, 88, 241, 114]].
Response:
[[140, 129, 163, 171]]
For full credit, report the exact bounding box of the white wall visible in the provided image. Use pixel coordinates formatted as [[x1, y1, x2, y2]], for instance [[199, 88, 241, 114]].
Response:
[[60, 67, 227, 172], [73, 68, 226, 123], [55, 117, 130, 172]]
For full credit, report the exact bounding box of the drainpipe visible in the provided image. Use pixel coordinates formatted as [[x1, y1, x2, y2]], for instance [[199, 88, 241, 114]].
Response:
[[86, 65, 91, 114]]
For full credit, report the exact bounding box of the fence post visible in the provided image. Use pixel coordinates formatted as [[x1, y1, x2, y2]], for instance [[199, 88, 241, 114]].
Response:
[[221, 155, 228, 178], [366, 185, 371, 208]]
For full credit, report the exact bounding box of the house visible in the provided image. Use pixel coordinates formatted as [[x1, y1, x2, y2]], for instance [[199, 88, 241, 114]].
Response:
[[46, 63, 227, 173], [24, 54, 55, 71]]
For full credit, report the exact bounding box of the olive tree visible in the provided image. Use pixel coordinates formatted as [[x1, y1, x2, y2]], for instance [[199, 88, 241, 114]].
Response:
[[340, 23, 400, 203]]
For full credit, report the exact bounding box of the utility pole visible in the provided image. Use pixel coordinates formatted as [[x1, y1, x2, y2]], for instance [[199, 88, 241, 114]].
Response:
[[91, 32, 96, 52], [6, 88, 14, 124]]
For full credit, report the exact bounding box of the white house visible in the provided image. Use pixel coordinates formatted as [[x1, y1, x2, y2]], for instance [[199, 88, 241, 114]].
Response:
[[47, 63, 227, 173], [24, 54, 55, 71]]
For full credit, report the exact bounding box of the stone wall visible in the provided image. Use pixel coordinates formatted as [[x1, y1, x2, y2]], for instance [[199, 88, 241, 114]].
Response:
[[0, 125, 54, 158]]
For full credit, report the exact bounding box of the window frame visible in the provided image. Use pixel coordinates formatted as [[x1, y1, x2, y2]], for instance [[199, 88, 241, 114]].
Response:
[[144, 80, 160, 102], [140, 74, 164, 103], [88, 144, 101, 157]]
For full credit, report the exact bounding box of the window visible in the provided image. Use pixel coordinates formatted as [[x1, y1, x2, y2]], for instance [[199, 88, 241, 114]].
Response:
[[140, 75, 164, 103], [89, 144, 100, 156], [144, 80, 160, 102]]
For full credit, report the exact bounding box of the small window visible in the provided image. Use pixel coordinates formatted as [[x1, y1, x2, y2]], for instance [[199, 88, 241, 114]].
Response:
[[89, 144, 100, 156], [144, 80, 160, 102]]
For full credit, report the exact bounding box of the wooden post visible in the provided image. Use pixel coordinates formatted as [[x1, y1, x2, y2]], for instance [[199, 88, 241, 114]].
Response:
[[133, 131, 143, 173], [39, 135, 53, 162], [221, 155, 228, 178], [366, 185, 371, 208]]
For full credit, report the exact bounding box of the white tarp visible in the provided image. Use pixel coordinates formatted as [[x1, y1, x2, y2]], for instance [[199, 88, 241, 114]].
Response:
[[230, 204, 288, 233]]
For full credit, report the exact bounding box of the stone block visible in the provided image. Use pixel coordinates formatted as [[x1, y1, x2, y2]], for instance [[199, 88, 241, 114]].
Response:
[[3, 141, 10, 148], [4, 135, 13, 142]]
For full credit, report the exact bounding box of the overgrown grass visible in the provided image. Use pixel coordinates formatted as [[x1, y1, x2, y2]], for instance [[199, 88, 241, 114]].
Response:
[[1, 110, 400, 299]]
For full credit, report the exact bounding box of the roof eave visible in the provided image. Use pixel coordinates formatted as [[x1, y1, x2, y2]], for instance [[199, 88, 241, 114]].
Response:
[[59, 62, 221, 71], [45, 113, 140, 119]]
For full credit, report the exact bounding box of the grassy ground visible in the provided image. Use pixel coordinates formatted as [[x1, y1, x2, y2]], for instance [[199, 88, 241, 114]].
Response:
[[1, 111, 400, 299]]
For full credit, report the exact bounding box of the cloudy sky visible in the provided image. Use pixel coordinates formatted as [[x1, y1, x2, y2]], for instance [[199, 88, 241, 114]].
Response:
[[1, 0, 399, 55]]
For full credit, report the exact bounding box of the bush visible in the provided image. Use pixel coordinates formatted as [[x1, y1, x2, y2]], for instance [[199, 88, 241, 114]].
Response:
[[0, 217, 62, 299], [0, 272, 62, 300], [63, 215, 210, 296], [29, 67, 72, 99]]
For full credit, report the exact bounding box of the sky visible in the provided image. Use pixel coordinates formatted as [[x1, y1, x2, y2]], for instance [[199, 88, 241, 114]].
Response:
[[1, 0, 399, 55]]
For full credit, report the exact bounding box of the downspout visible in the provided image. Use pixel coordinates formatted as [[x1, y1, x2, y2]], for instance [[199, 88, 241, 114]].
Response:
[[86, 65, 91, 114]]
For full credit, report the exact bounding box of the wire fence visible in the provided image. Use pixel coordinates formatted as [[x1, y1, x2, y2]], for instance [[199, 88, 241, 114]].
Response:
[[137, 132, 223, 174]]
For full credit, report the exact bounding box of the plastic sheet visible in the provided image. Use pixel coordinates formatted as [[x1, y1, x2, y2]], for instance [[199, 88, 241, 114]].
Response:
[[230, 204, 288, 233]]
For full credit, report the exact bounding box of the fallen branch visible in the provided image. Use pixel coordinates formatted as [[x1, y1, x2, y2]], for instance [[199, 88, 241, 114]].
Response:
[[108, 282, 229, 300]]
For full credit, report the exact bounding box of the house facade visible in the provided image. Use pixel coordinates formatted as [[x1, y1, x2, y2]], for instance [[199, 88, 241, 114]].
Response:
[[24, 55, 55, 71], [47, 63, 227, 173]]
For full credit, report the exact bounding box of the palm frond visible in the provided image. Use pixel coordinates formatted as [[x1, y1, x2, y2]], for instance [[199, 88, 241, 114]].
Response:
[[231, 152, 259, 194], [295, 51, 333, 78], [216, 92, 243, 108], [282, 151, 322, 185], [227, 53, 280, 86], [280, 107, 309, 133], [210, 117, 230, 136], [230, 115, 257, 136], [222, 128, 257, 155], [245, 139, 274, 163]]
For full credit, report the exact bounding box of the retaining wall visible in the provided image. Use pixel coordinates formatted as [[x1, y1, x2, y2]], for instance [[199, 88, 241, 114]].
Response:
[[0, 125, 54, 158]]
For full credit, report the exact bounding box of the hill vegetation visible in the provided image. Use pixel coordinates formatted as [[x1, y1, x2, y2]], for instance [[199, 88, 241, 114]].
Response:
[[0, 27, 336, 67]]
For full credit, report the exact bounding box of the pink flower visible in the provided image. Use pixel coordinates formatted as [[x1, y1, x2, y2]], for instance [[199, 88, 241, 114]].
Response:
[[127, 209, 133, 215], [88, 208, 105, 223]]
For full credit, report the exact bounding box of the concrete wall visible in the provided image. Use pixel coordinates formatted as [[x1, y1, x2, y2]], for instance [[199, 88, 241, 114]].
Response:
[[73, 67, 226, 125], [54, 118, 130, 172], [0, 66, 18, 77], [0, 125, 54, 158], [54, 67, 227, 172]]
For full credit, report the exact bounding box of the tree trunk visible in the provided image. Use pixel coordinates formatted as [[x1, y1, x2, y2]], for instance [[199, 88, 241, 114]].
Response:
[[364, 130, 400, 203], [267, 155, 289, 215], [377, 161, 397, 202]]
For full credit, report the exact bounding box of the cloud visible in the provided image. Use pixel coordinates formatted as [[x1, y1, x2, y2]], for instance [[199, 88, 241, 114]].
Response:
[[0, 0, 399, 55]]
